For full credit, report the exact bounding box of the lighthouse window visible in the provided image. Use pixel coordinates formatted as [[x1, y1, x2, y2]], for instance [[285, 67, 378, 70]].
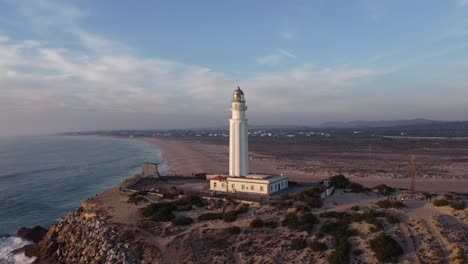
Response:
[[213, 182, 217, 188], [250, 185, 254, 190]]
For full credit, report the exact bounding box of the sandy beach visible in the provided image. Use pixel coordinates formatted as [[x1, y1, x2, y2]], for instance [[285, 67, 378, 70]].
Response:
[[141, 137, 468, 193]]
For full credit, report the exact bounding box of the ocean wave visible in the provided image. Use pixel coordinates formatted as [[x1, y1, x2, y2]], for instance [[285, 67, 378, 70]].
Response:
[[0, 236, 36, 264]]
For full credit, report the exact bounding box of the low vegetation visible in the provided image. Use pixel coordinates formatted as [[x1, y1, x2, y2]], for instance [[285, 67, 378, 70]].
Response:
[[264, 220, 278, 228], [376, 200, 406, 209], [369, 233, 403, 263], [373, 184, 396, 195], [281, 212, 319, 232], [329, 174, 365, 192], [141, 195, 207, 222], [171, 216, 193, 226], [449, 201, 465, 210], [197, 212, 224, 221], [198, 204, 250, 222], [193, 173, 207, 180], [433, 199, 449, 207], [294, 188, 323, 208], [225, 226, 241, 235], [249, 218, 264, 228], [320, 220, 355, 264], [310, 241, 327, 252], [290, 238, 307, 250], [141, 202, 175, 222], [127, 191, 148, 205]]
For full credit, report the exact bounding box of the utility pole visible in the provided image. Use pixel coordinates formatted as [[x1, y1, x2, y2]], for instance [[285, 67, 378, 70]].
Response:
[[409, 155, 416, 197]]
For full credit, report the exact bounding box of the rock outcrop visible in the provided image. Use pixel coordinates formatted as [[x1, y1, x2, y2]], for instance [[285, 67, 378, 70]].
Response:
[[23, 206, 159, 264], [16, 226, 48, 243]]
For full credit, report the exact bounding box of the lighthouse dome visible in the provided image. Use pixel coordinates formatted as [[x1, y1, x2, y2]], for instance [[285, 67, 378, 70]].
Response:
[[232, 87, 245, 102]]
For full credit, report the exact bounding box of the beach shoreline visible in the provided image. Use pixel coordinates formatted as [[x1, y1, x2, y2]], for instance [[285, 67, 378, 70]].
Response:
[[139, 136, 468, 193]]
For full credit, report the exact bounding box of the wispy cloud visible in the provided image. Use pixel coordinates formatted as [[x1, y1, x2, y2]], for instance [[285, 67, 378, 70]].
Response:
[[256, 49, 297, 65], [458, 0, 468, 6], [0, 0, 400, 135]]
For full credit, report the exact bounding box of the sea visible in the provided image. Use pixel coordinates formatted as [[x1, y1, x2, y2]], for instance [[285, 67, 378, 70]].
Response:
[[0, 135, 168, 263]]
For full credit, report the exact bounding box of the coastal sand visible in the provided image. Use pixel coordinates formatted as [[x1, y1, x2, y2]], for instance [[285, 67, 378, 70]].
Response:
[[140, 137, 468, 193]]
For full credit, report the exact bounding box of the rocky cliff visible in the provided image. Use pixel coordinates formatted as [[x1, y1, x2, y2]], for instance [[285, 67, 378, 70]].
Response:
[[23, 200, 161, 264]]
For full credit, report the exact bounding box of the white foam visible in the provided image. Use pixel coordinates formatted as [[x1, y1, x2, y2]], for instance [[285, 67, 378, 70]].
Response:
[[0, 236, 37, 264]]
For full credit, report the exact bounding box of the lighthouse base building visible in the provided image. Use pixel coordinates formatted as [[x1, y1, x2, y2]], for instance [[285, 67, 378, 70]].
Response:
[[208, 87, 288, 196]]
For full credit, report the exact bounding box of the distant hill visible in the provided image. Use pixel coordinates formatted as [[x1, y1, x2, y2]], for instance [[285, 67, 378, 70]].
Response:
[[321, 119, 442, 128]]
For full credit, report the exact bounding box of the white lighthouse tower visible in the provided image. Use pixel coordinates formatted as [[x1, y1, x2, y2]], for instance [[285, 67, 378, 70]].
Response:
[[208, 86, 288, 195], [229, 87, 249, 176]]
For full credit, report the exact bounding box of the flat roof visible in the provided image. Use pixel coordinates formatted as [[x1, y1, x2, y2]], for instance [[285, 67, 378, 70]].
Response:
[[208, 174, 288, 183]]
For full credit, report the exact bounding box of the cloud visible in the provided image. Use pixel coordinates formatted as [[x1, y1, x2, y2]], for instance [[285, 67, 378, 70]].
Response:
[[256, 49, 297, 65], [0, 0, 397, 136]]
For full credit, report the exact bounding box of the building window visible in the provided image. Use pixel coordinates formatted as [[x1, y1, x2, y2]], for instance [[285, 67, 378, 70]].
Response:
[[242, 185, 245, 190], [270, 185, 273, 191], [260, 186, 264, 191], [231, 184, 235, 189], [222, 183, 225, 188], [251, 185, 254, 190], [213, 182, 217, 188]]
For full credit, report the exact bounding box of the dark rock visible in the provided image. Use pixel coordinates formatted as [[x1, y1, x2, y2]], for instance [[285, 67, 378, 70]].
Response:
[[16, 226, 48, 243]]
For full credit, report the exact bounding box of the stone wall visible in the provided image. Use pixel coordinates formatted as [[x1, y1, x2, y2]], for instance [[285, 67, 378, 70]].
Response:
[[142, 163, 160, 178]]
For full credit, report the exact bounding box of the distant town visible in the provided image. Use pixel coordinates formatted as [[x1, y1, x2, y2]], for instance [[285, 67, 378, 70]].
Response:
[[63, 119, 468, 140]]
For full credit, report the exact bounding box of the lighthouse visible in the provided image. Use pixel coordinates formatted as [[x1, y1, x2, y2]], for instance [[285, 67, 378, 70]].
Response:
[[229, 87, 249, 176], [208, 86, 288, 195]]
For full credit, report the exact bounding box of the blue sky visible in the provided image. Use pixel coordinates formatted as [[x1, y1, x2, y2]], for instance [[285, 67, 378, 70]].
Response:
[[0, 0, 468, 135]]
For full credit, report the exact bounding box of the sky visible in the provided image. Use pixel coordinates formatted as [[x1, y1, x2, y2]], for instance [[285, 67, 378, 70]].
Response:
[[1, 0, 468, 136]]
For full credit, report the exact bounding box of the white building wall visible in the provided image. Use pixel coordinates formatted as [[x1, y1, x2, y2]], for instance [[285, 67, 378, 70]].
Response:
[[229, 102, 249, 176], [269, 179, 289, 194], [210, 180, 228, 192], [227, 181, 268, 194]]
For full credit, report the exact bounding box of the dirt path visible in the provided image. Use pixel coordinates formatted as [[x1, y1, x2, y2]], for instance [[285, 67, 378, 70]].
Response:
[[423, 219, 451, 264]]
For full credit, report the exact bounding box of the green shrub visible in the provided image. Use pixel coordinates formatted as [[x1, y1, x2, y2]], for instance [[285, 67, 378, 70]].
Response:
[[127, 194, 143, 204], [198, 212, 224, 221], [225, 226, 241, 235], [327, 240, 350, 264], [433, 199, 449, 207], [140, 202, 176, 221], [320, 211, 352, 220], [353, 249, 363, 256], [348, 181, 364, 192], [376, 200, 405, 209], [290, 238, 307, 250], [282, 213, 300, 230], [449, 201, 465, 210], [264, 220, 278, 228], [127, 191, 148, 204], [236, 204, 250, 214], [223, 210, 239, 222], [385, 214, 400, 224], [366, 217, 383, 232], [150, 207, 175, 222], [298, 213, 319, 232], [373, 184, 395, 195], [171, 216, 193, 226], [370, 234, 403, 263], [249, 218, 264, 228], [294, 188, 323, 208], [444, 194, 453, 200], [329, 175, 349, 189], [175, 195, 206, 208], [295, 205, 311, 213], [310, 241, 327, 252], [194, 173, 207, 180]]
